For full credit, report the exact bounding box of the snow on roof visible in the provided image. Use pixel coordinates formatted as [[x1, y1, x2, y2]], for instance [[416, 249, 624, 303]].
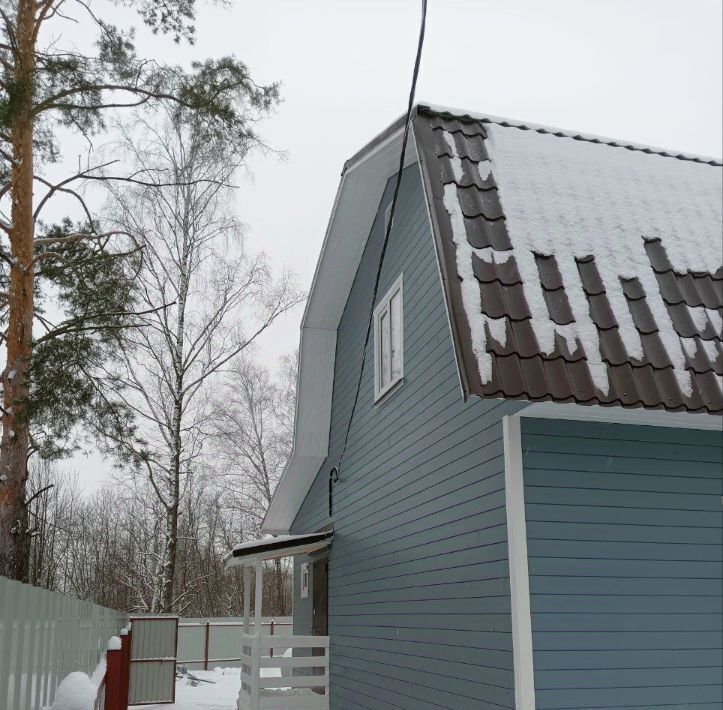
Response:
[[415, 106, 723, 413], [224, 531, 333, 568], [419, 102, 722, 166]]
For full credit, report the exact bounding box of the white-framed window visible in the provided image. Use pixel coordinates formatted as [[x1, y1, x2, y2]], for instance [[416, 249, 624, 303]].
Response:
[[374, 274, 404, 401], [300, 562, 310, 599]]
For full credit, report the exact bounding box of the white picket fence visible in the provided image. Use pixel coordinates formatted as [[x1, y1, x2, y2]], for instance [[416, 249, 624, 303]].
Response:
[[0, 577, 129, 710]]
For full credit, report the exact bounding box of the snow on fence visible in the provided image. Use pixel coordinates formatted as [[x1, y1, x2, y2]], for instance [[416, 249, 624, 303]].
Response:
[[176, 616, 292, 670], [0, 576, 129, 710]]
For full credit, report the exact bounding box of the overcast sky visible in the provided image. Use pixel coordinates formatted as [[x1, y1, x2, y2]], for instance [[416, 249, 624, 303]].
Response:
[[69, 0, 722, 489]]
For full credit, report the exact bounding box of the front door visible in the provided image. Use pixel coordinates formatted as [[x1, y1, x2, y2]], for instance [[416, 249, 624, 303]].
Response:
[[311, 557, 328, 693], [311, 556, 328, 637]]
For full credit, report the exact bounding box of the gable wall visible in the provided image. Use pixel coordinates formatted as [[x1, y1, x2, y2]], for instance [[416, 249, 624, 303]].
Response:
[[521, 417, 723, 709], [291, 164, 524, 709]]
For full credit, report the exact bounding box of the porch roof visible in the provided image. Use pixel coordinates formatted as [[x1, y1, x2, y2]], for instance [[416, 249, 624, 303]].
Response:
[[224, 531, 333, 569]]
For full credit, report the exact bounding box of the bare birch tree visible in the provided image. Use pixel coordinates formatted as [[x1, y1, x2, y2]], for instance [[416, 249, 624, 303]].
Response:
[[212, 355, 297, 615], [101, 112, 301, 612]]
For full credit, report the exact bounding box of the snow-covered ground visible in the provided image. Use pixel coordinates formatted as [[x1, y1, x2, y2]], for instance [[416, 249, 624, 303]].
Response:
[[130, 667, 247, 710]]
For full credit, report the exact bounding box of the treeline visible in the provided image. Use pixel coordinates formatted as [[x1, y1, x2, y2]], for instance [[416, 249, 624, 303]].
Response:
[[25, 356, 296, 617], [2, 0, 304, 613], [1, 0, 297, 608]]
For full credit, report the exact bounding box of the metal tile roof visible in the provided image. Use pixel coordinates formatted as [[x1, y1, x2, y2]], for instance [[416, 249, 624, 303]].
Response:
[[414, 106, 723, 413]]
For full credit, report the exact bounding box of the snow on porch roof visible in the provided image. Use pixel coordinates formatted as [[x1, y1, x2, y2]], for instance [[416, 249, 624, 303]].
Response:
[[224, 531, 333, 569]]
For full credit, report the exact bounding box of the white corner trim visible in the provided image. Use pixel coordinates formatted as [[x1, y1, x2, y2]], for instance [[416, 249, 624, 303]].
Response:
[[503, 414, 536, 710]]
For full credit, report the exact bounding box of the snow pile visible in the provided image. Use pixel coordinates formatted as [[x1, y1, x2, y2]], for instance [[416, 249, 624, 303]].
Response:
[[90, 655, 107, 687], [443, 125, 723, 396], [131, 656, 300, 710], [107, 635, 122, 651], [134, 667, 241, 709], [50, 672, 97, 710], [49, 644, 110, 710]]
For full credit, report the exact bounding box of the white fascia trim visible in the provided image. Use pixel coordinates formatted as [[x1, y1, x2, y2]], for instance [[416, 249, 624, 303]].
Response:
[[262, 124, 421, 534], [520, 401, 723, 431], [345, 119, 408, 173], [503, 414, 536, 710]]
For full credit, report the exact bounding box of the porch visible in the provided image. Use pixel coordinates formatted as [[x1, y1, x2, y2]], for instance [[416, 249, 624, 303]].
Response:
[[238, 633, 328, 710], [225, 532, 333, 710]]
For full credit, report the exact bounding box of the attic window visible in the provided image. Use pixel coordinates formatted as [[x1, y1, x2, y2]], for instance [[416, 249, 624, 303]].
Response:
[[374, 274, 404, 401]]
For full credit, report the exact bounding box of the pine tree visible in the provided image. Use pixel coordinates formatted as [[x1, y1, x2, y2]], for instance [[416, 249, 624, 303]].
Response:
[[0, 0, 279, 580]]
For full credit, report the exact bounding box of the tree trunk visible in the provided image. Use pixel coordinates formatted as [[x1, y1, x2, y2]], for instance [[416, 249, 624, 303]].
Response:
[[273, 557, 287, 615], [159, 403, 181, 612], [160, 496, 179, 612], [160, 217, 191, 612], [0, 0, 36, 582]]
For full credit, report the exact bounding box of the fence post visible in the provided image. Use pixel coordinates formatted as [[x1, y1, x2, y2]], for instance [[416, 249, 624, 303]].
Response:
[[270, 619, 274, 658], [120, 626, 131, 710], [204, 621, 210, 671], [105, 638, 122, 710]]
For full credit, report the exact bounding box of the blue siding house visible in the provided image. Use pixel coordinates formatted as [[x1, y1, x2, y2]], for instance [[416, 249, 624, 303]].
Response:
[[232, 105, 723, 710]]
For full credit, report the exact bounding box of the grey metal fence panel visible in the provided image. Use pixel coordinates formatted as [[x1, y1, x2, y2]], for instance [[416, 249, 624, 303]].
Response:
[[128, 616, 178, 705], [176, 616, 292, 670], [128, 661, 176, 705], [0, 576, 129, 710]]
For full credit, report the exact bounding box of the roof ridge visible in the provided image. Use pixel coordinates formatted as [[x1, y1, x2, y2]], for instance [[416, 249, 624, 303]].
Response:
[[417, 103, 723, 167]]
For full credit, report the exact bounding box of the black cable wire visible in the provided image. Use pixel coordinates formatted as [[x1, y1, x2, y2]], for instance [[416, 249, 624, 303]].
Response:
[[332, 0, 428, 495]]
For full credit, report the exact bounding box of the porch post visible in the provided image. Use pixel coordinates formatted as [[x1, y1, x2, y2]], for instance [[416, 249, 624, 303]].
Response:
[[251, 559, 264, 709], [243, 565, 251, 634], [240, 564, 253, 709], [254, 559, 263, 632]]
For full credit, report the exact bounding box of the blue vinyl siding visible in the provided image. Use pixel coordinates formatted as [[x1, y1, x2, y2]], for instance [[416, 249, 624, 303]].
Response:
[[522, 417, 723, 710], [291, 164, 524, 710]]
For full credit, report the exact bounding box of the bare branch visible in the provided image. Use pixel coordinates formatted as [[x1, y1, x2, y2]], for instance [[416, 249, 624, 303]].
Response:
[[25, 484, 55, 507], [33, 161, 119, 220], [35, 301, 176, 344]]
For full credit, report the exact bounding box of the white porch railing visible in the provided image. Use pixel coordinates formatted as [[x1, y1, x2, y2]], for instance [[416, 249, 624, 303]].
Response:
[[238, 633, 329, 710]]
